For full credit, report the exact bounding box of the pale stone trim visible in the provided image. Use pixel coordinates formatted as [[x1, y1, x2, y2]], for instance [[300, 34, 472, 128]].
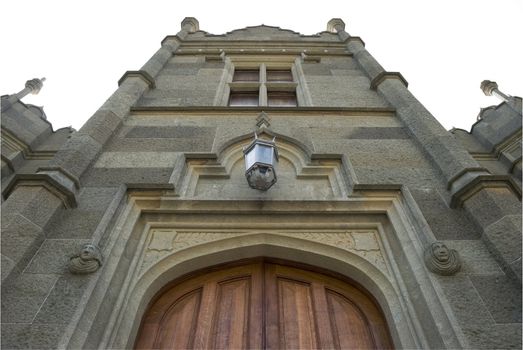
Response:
[[293, 57, 313, 106], [0, 128, 57, 160], [117, 70, 156, 89], [2, 173, 77, 208], [170, 132, 351, 198], [215, 54, 311, 107], [212, 56, 234, 106], [59, 189, 468, 350]]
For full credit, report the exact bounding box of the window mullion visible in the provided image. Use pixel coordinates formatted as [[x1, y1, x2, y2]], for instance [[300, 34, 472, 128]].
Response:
[[259, 63, 267, 106]]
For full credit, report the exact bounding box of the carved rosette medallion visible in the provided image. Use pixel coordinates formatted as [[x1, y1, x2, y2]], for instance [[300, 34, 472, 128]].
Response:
[[424, 241, 461, 276]]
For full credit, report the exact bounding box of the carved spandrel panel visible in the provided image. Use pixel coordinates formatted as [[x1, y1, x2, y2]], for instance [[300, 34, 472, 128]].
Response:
[[148, 229, 177, 251], [140, 230, 389, 276]]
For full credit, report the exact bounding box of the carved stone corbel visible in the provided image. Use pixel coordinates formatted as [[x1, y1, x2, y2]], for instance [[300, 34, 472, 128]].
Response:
[[69, 243, 103, 274], [424, 241, 461, 276]]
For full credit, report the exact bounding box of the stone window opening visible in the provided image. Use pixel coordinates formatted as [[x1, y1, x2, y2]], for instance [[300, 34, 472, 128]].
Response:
[[228, 64, 297, 107]]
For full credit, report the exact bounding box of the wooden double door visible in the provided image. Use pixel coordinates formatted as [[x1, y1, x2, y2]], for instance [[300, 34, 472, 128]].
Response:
[[135, 261, 393, 349]]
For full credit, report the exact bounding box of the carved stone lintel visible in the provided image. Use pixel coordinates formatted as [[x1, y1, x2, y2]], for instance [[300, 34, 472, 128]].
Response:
[[424, 242, 461, 276], [69, 243, 103, 274]]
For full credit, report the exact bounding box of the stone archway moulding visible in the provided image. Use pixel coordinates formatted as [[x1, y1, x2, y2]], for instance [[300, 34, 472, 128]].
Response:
[[58, 187, 468, 349], [170, 129, 356, 199]]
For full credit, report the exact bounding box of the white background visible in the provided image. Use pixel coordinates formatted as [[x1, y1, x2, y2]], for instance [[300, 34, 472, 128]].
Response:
[[1, 0, 521, 131]]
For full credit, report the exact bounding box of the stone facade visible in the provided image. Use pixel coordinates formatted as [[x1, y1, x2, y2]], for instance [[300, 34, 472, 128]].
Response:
[[1, 18, 521, 349]]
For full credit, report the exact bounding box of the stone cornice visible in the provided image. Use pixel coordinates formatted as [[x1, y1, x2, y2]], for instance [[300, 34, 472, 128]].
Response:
[[129, 106, 396, 116], [118, 70, 156, 89], [447, 167, 490, 191], [176, 41, 350, 56], [160, 35, 183, 47], [37, 166, 81, 189], [469, 130, 522, 168], [1, 128, 56, 160], [2, 173, 78, 208], [449, 174, 521, 208], [342, 36, 366, 47], [370, 72, 409, 91], [177, 48, 351, 57]]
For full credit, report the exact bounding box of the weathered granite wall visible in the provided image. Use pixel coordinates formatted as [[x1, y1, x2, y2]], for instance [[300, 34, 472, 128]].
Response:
[[1, 17, 520, 349]]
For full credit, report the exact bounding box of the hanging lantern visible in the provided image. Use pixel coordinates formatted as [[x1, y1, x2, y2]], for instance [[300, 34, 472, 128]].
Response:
[[243, 133, 279, 190]]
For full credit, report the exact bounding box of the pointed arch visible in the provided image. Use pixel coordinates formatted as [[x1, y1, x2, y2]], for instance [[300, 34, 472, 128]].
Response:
[[111, 235, 411, 349], [176, 130, 353, 198]]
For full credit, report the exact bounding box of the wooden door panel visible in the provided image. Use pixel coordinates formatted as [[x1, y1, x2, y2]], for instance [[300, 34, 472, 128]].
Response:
[[210, 277, 251, 349], [135, 261, 393, 349], [135, 288, 202, 349], [326, 289, 375, 349], [156, 289, 201, 349], [277, 278, 318, 349]]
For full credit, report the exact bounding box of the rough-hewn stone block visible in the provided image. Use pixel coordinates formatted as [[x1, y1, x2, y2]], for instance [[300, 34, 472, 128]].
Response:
[[410, 188, 480, 240], [25, 239, 90, 274], [470, 274, 522, 323], [125, 126, 215, 139], [49, 134, 102, 179], [437, 275, 495, 326], [34, 275, 93, 324], [1, 214, 45, 276], [1, 273, 58, 323], [81, 167, 173, 187], [464, 187, 521, 228], [46, 210, 105, 239]]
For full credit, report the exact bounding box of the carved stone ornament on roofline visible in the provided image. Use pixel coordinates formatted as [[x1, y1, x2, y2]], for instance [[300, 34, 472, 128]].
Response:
[[423, 241, 461, 276]]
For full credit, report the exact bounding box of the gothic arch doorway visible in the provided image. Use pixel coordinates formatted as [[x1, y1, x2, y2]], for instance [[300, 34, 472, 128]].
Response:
[[134, 259, 393, 349]]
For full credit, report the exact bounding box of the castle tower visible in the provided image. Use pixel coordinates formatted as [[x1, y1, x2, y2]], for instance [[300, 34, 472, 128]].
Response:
[[1, 18, 521, 349]]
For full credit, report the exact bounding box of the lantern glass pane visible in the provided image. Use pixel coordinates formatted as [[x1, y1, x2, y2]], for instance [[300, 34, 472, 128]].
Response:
[[245, 149, 256, 169], [244, 141, 276, 170], [255, 144, 273, 164]]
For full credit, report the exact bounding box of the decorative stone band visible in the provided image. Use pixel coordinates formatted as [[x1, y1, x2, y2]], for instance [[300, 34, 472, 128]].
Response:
[[69, 243, 103, 274], [129, 106, 396, 114], [2, 168, 79, 208], [160, 35, 183, 47], [424, 242, 461, 276], [205, 54, 224, 62], [340, 36, 366, 47], [370, 72, 409, 91], [447, 168, 521, 208], [118, 70, 156, 89], [301, 52, 322, 63]]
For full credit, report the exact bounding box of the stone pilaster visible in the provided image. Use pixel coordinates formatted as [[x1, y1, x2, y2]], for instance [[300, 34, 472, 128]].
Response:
[[328, 18, 522, 284], [1, 18, 199, 285], [43, 18, 197, 186], [463, 187, 522, 283], [1, 186, 63, 283], [328, 19, 489, 200]]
